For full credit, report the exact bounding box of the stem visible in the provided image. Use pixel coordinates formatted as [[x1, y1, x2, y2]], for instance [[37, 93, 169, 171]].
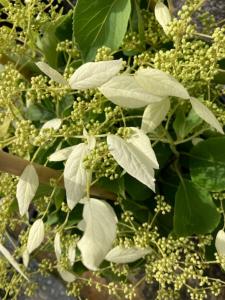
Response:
[[0, 150, 116, 201]]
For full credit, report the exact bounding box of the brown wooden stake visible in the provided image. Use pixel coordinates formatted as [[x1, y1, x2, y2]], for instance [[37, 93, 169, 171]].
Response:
[[0, 150, 116, 201]]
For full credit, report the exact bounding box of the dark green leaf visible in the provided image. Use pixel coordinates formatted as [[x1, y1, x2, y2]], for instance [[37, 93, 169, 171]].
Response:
[[154, 142, 172, 169], [73, 0, 131, 61], [174, 179, 220, 236], [122, 198, 149, 222], [173, 108, 202, 140], [190, 137, 225, 191], [26, 104, 54, 121], [58, 95, 74, 117], [97, 176, 125, 197], [46, 211, 59, 225], [134, 0, 145, 49], [125, 174, 153, 201], [37, 12, 73, 67]]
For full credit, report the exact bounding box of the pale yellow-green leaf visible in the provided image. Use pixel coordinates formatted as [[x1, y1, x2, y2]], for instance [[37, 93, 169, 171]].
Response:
[[99, 75, 162, 108], [105, 246, 152, 263], [215, 230, 225, 256], [141, 98, 170, 132], [68, 243, 76, 266], [54, 232, 61, 261], [41, 118, 62, 131], [135, 68, 190, 99], [77, 219, 86, 231], [190, 97, 224, 134], [77, 198, 118, 270], [57, 266, 76, 282], [27, 219, 45, 254], [0, 117, 11, 138], [36, 62, 68, 85], [107, 129, 158, 192], [64, 143, 89, 210], [69, 59, 123, 90], [0, 243, 28, 280], [48, 146, 75, 162], [22, 249, 29, 268], [155, 1, 171, 34], [16, 164, 39, 216]]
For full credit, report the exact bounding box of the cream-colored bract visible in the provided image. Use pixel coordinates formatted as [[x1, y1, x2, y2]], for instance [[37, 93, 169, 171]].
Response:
[[27, 219, 45, 254], [69, 59, 123, 90], [36, 62, 68, 85], [135, 68, 190, 99], [190, 97, 224, 134], [0, 243, 28, 280], [48, 146, 76, 162], [155, 1, 171, 34], [57, 266, 76, 282], [64, 143, 89, 210], [99, 75, 162, 108], [16, 164, 39, 216], [41, 118, 62, 131], [215, 229, 225, 256], [107, 131, 158, 192], [105, 246, 152, 264], [77, 198, 118, 271], [141, 98, 170, 133], [54, 232, 61, 261]]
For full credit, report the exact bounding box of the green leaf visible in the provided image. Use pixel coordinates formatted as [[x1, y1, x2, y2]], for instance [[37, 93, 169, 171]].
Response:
[[122, 198, 149, 223], [190, 137, 225, 192], [173, 108, 202, 140], [174, 179, 220, 236], [37, 12, 73, 68], [97, 176, 125, 197], [134, 0, 145, 49], [26, 104, 54, 121], [125, 174, 152, 201], [73, 0, 131, 61]]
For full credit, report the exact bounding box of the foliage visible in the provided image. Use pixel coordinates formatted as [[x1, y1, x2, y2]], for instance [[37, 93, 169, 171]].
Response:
[[0, 0, 225, 299]]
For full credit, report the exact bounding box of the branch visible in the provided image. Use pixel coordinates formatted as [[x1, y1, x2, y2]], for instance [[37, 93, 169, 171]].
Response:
[[0, 150, 116, 201]]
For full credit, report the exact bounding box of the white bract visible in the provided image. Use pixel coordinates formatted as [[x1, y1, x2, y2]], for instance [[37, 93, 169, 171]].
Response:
[[190, 97, 224, 134], [36, 62, 68, 85], [107, 129, 158, 192], [54, 232, 61, 261], [48, 146, 76, 162], [64, 143, 89, 210], [141, 98, 170, 132], [41, 118, 62, 131], [215, 229, 225, 256], [27, 219, 45, 254], [77, 198, 118, 271], [99, 75, 162, 108], [57, 266, 76, 282], [135, 68, 190, 99], [155, 1, 171, 34], [69, 59, 123, 89], [0, 243, 28, 280], [105, 246, 152, 263], [16, 164, 39, 216]]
